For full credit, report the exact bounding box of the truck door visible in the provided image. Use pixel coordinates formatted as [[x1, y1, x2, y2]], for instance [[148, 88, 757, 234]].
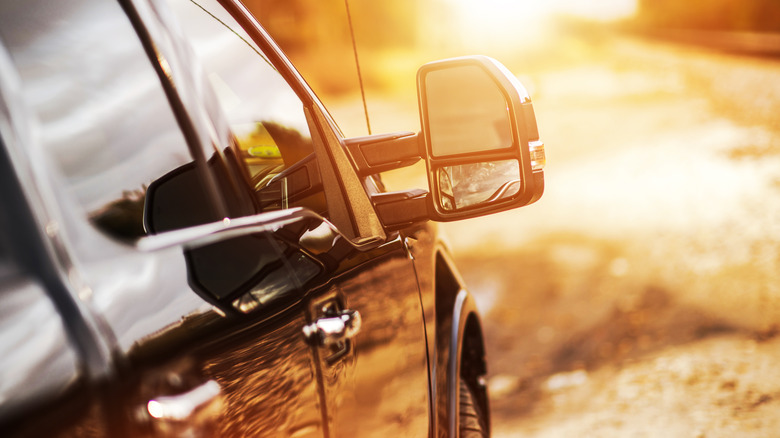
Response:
[[306, 233, 431, 437], [2, 0, 326, 435]]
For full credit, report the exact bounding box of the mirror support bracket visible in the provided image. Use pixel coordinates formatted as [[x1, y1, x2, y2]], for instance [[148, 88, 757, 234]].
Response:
[[345, 131, 422, 177], [371, 189, 429, 231]]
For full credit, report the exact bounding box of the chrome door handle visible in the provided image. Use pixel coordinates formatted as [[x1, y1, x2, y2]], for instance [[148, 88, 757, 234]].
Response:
[[303, 309, 362, 347]]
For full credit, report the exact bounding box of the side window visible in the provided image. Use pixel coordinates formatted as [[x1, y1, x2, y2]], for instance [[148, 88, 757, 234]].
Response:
[[0, 0, 218, 244], [165, 0, 327, 217]]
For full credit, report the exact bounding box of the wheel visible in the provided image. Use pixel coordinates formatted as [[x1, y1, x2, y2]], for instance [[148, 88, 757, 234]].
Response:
[[459, 377, 488, 437]]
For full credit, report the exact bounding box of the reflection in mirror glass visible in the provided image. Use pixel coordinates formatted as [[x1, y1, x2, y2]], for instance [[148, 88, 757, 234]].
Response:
[[187, 234, 288, 300], [437, 160, 521, 211], [187, 232, 321, 313], [425, 65, 512, 157], [232, 252, 321, 314]]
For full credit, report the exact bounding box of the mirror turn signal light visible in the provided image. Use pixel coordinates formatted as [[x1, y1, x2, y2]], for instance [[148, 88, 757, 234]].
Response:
[[529, 140, 545, 171]]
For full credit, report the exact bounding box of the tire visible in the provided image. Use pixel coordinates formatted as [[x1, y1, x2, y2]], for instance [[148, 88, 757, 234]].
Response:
[[459, 378, 488, 437]]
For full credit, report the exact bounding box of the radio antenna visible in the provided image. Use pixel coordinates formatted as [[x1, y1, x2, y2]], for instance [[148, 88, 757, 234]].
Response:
[[344, 0, 372, 135]]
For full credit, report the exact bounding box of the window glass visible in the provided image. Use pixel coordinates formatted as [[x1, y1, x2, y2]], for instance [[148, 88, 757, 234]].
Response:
[[0, 0, 217, 243], [166, 0, 327, 216]]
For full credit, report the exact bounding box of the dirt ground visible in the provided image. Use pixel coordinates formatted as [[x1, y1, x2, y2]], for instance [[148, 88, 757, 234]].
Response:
[[328, 26, 780, 437], [451, 32, 780, 437]]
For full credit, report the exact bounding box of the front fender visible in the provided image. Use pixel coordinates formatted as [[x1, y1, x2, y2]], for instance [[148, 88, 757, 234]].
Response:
[[403, 223, 488, 437], [448, 288, 481, 437], [432, 248, 487, 438]]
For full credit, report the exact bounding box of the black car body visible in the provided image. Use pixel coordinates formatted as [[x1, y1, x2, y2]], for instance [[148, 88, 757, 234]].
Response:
[[0, 0, 544, 436]]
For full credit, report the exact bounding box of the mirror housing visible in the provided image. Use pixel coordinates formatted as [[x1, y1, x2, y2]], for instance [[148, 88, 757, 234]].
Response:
[[418, 55, 544, 221], [143, 163, 346, 316], [141, 183, 357, 316]]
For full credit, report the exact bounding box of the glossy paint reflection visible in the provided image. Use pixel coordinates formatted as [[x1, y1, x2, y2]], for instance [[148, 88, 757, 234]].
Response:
[[0, 279, 81, 414], [0, 277, 99, 437], [106, 247, 324, 437], [201, 313, 323, 438], [313, 239, 429, 437], [80, 212, 334, 436]]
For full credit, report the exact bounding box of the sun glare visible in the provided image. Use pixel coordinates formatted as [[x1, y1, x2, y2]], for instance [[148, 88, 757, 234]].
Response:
[[451, 0, 637, 22], [448, 0, 550, 50], [448, 0, 638, 50], [554, 0, 638, 21]]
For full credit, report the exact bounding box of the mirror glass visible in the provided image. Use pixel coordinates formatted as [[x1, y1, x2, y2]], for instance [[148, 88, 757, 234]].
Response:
[[425, 65, 513, 157], [437, 159, 521, 211]]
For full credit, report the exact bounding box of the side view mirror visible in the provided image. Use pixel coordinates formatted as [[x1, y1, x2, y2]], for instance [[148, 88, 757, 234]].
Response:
[[142, 162, 354, 316], [347, 56, 544, 228], [418, 55, 544, 221]]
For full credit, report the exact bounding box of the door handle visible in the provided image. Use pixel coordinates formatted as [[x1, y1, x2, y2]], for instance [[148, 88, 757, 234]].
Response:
[[303, 309, 362, 348]]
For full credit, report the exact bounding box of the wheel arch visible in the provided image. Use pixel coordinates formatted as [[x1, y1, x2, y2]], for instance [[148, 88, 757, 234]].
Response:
[[433, 250, 490, 437]]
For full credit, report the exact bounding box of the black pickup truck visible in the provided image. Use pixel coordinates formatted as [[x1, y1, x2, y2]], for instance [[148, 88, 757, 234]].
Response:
[[0, 0, 544, 436]]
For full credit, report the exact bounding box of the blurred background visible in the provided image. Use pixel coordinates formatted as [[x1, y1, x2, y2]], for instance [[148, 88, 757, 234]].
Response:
[[246, 1, 780, 436]]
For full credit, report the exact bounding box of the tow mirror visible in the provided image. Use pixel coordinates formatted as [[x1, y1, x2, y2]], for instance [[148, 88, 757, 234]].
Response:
[[418, 55, 544, 220]]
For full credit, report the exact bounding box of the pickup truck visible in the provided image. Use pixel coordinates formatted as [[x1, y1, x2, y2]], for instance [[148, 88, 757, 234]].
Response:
[[0, 0, 544, 436]]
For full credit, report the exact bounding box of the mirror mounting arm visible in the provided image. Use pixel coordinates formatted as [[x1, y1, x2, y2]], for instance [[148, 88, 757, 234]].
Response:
[[344, 131, 422, 177], [371, 189, 429, 231]]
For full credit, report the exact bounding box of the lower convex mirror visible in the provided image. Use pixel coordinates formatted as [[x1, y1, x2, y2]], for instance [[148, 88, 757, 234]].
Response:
[[437, 159, 520, 211]]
